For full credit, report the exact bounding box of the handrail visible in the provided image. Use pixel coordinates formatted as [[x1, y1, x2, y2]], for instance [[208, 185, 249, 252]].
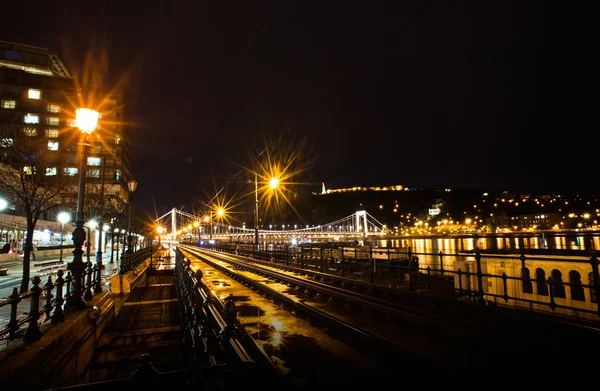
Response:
[[209, 242, 600, 322], [174, 249, 256, 366], [0, 262, 103, 343]]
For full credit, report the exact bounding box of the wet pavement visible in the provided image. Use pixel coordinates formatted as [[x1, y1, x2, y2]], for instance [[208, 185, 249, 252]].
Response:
[[182, 248, 433, 385]]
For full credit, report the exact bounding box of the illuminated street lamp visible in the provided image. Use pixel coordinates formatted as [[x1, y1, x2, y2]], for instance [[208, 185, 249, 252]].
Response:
[[193, 221, 200, 241], [66, 108, 99, 311], [57, 212, 70, 263], [254, 170, 279, 251], [126, 177, 138, 258]]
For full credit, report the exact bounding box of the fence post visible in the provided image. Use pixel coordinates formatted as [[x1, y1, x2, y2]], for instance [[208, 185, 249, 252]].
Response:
[[589, 251, 600, 316], [8, 288, 21, 339], [369, 247, 374, 283], [547, 276, 556, 311], [320, 247, 324, 272], [24, 276, 42, 343], [44, 276, 54, 318], [438, 251, 444, 276], [341, 249, 345, 277], [475, 247, 485, 305], [52, 270, 65, 324], [84, 262, 94, 301]]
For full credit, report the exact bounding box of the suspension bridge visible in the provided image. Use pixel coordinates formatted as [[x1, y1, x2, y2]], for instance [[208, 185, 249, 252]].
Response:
[[153, 209, 389, 243]]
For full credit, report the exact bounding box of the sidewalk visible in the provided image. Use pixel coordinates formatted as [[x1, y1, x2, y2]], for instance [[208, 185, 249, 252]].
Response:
[[0, 253, 118, 300]]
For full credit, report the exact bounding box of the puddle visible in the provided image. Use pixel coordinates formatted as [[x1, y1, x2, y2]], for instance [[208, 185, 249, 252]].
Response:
[[237, 304, 265, 317]]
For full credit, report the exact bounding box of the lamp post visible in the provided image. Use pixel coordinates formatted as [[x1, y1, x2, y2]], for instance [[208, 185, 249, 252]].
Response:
[[57, 212, 70, 263], [66, 108, 99, 311], [95, 158, 106, 292], [86, 220, 97, 264], [193, 221, 199, 243], [126, 178, 138, 259], [114, 228, 120, 264], [157, 226, 163, 257], [254, 168, 259, 252]]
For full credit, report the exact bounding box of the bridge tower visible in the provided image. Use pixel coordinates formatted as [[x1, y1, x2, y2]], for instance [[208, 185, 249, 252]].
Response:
[[355, 210, 368, 236], [171, 208, 177, 240]]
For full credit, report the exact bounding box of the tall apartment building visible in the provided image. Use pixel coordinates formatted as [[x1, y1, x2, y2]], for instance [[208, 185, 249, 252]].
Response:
[[0, 40, 132, 245]]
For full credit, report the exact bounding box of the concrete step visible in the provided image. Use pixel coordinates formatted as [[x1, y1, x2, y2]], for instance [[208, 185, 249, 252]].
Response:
[[94, 338, 181, 364], [98, 325, 180, 348], [88, 343, 182, 382]]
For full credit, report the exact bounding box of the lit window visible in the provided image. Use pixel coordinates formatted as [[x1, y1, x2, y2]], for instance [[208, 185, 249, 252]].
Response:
[[64, 167, 78, 176], [87, 157, 101, 166], [47, 117, 59, 126], [23, 166, 34, 175], [24, 127, 37, 136], [45, 167, 57, 176], [28, 89, 41, 99], [115, 136, 121, 145], [48, 141, 59, 151], [47, 104, 60, 113], [115, 169, 121, 180], [1, 100, 16, 109], [1, 138, 14, 146], [87, 169, 100, 178], [24, 113, 39, 124], [45, 129, 59, 138]]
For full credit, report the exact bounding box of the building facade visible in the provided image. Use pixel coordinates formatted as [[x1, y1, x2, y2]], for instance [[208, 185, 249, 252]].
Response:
[[0, 40, 132, 248]]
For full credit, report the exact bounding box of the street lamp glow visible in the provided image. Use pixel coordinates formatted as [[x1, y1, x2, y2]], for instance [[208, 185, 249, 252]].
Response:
[[193, 221, 199, 228], [217, 208, 224, 217], [103, 224, 110, 232], [203, 215, 210, 223], [0, 198, 7, 211], [58, 212, 71, 224], [75, 108, 100, 134], [157, 226, 164, 234], [88, 220, 98, 229], [269, 177, 279, 189]]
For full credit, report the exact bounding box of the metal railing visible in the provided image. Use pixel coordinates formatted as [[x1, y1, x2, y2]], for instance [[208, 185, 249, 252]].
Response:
[[210, 242, 600, 322], [0, 262, 103, 344], [174, 248, 282, 381], [119, 245, 160, 274]]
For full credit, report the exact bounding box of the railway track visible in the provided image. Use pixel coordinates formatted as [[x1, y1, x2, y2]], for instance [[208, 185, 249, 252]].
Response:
[[178, 245, 492, 381]]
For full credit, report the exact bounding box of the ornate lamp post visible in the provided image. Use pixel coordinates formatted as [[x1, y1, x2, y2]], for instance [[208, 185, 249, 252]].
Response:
[[66, 108, 100, 311], [126, 178, 138, 259], [57, 212, 70, 263], [253, 170, 279, 252]]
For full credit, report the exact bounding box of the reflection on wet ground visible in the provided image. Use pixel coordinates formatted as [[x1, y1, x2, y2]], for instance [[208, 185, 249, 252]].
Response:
[[183, 250, 407, 385]]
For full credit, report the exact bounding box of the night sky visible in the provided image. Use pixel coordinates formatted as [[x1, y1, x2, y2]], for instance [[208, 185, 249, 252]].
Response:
[[0, 1, 594, 217]]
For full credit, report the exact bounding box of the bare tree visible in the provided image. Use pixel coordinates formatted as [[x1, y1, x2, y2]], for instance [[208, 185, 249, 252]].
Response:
[[0, 123, 77, 293], [83, 183, 127, 226]]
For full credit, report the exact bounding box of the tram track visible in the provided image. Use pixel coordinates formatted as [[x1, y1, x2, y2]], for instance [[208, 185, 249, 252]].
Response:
[[179, 245, 490, 379], [177, 248, 452, 385]]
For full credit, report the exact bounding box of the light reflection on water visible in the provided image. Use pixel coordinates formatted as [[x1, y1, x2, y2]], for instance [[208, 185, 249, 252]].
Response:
[[378, 233, 600, 253]]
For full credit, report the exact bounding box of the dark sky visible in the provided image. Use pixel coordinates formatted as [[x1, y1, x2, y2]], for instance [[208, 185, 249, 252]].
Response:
[[1, 1, 594, 217]]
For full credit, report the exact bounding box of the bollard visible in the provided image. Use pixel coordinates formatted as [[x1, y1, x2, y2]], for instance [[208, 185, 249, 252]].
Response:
[[52, 270, 66, 324], [24, 276, 42, 343]]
